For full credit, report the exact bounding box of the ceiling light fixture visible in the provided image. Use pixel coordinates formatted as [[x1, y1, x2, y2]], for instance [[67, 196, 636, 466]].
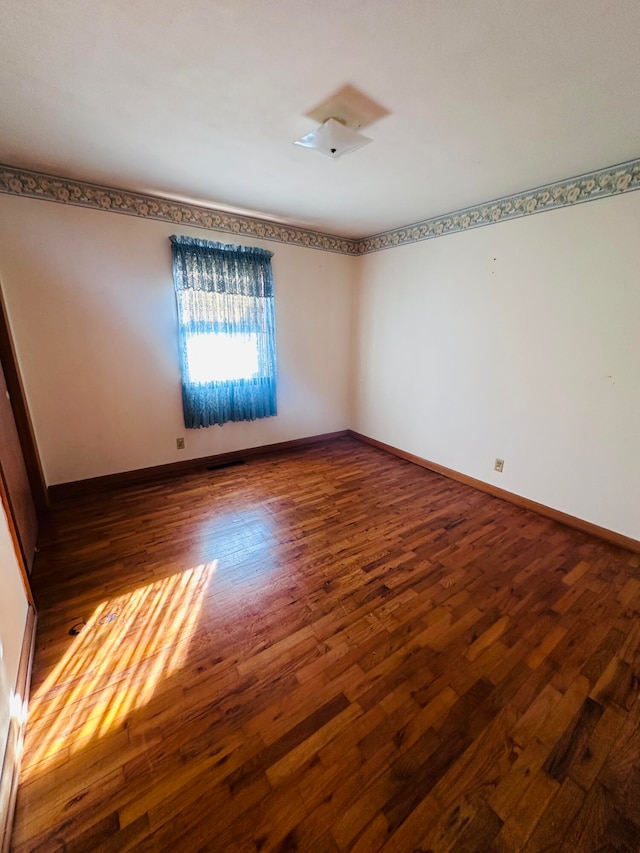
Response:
[[294, 117, 372, 159]]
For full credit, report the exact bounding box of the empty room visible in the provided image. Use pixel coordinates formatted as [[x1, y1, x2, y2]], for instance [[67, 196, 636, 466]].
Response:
[[1, 1, 639, 851]]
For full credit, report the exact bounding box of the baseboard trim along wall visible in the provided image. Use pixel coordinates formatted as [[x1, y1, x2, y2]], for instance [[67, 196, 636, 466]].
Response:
[[349, 431, 640, 554], [49, 430, 350, 502], [47, 427, 640, 552], [0, 604, 36, 853]]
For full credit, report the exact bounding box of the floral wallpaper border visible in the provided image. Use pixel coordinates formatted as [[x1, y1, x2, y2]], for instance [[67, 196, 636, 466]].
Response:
[[0, 166, 360, 255], [1, 158, 640, 256], [357, 158, 640, 253]]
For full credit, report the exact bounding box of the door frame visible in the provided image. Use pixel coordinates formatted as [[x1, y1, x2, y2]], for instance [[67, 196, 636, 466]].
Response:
[[0, 285, 48, 513], [0, 476, 36, 853]]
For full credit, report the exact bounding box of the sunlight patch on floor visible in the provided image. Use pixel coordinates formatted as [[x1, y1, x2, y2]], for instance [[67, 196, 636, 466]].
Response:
[[24, 561, 216, 771]]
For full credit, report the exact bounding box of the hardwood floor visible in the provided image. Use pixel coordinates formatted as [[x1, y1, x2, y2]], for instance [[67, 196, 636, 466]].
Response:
[[10, 436, 640, 852]]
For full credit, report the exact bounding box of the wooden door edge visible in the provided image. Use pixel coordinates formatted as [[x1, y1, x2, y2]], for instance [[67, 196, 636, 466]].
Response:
[[0, 604, 37, 853]]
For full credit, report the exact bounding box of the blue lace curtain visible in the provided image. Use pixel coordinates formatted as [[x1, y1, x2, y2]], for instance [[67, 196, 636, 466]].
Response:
[[170, 235, 277, 428]]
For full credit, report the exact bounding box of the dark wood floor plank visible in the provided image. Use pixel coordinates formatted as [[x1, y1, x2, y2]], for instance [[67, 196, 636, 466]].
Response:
[[522, 776, 585, 853], [559, 781, 615, 853], [8, 437, 640, 851]]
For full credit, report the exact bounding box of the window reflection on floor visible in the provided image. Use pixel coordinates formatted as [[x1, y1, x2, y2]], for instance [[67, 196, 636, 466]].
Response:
[[25, 562, 216, 770]]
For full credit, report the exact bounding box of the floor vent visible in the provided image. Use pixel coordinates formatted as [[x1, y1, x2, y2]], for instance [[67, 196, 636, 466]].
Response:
[[207, 459, 245, 472]]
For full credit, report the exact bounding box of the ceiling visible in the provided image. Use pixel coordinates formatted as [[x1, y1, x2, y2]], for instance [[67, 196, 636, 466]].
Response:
[[1, 0, 639, 238]]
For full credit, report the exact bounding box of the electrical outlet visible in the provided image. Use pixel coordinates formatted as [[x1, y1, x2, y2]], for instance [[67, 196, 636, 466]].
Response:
[[494, 458, 504, 473], [176, 437, 185, 450]]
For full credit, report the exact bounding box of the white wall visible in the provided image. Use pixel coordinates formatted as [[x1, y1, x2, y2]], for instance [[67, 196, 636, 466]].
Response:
[[353, 191, 640, 540], [0, 500, 29, 775], [1, 188, 638, 539], [0, 194, 355, 484]]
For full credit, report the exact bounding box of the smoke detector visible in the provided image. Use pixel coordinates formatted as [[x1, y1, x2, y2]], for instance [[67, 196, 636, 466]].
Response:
[[294, 117, 372, 159]]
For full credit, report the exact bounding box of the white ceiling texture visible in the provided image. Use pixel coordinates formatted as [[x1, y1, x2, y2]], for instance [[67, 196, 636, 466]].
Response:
[[1, 0, 639, 238]]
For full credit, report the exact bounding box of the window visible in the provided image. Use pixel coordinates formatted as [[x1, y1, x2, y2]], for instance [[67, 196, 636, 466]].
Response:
[[170, 235, 277, 428]]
